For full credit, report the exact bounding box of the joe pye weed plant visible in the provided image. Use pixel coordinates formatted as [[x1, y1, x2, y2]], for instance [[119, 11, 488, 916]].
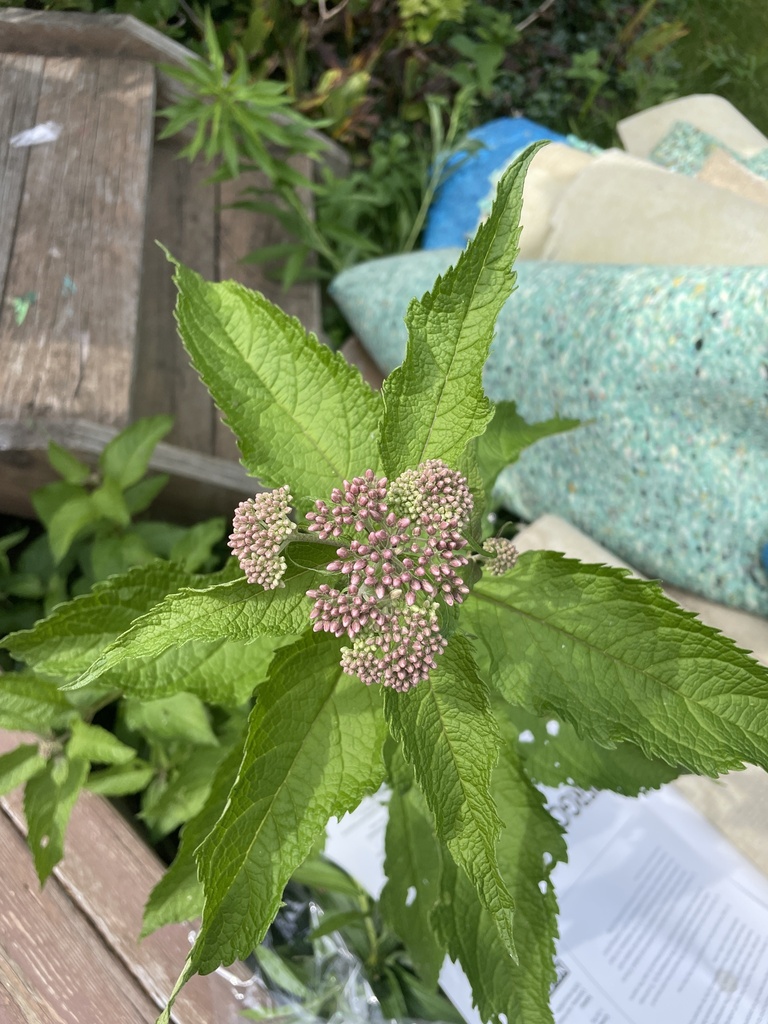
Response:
[[3, 145, 768, 1024]]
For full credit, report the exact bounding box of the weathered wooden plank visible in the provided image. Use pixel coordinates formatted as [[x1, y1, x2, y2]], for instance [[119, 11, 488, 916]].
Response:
[[0, 732, 253, 1024], [0, 55, 44, 307], [133, 136, 221, 456], [0, 56, 154, 429], [0, 805, 161, 1024]]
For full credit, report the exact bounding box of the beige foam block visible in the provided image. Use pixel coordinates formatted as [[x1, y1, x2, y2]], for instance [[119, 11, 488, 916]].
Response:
[[698, 147, 768, 206], [518, 143, 595, 259], [618, 94, 768, 159], [513, 513, 768, 877], [543, 148, 768, 265]]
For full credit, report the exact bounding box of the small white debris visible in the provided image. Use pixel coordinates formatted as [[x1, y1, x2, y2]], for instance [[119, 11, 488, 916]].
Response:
[[542, 852, 553, 866], [405, 886, 417, 907], [10, 121, 62, 147], [546, 719, 560, 736], [518, 729, 535, 744], [538, 880, 548, 894]]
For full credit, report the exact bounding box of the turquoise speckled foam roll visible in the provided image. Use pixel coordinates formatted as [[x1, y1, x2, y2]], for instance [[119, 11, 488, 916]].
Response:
[[330, 252, 768, 616]]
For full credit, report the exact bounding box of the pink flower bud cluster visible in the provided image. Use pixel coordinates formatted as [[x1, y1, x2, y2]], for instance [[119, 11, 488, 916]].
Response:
[[483, 537, 519, 576], [340, 602, 447, 692], [228, 486, 297, 589], [307, 462, 472, 690], [388, 459, 474, 530]]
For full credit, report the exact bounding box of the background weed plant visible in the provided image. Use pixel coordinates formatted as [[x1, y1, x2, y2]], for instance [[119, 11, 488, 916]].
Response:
[[2, 152, 768, 1024]]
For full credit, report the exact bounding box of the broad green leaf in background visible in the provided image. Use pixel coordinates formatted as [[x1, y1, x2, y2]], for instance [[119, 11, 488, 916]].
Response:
[[142, 736, 246, 937], [498, 702, 684, 795], [100, 635, 288, 706], [47, 442, 91, 485], [433, 745, 566, 1024], [123, 473, 169, 516], [90, 478, 131, 528], [379, 145, 543, 477], [474, 402, 581, 504], [169, 518, 227, 573], [24, 754, 89, 885], [71, 546, 328, 689], [170, 258, 381, 496], [3, 561, 200, 678], [123, 693, 218, 748], [384, 636, 516, 959], [0, 744, 46, 796], [465, 551, 768, 776], [39, 491, 99, 565], [140, 745, 224, 839], [380, 757, 445, 988], [99, 415, 173, 489], [67, 719, 136, 766], [0, 672, 75, 734], [187, 631, 386, 975]]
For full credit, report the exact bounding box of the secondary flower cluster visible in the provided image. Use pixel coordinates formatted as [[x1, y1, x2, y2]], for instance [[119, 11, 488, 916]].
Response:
[[228, 486, 297, 589], [306, 462, 472, 691], [483, 537, 519, 575]]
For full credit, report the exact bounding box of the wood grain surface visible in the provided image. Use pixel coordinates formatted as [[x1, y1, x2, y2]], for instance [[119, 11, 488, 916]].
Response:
[[0, 55, 154, 428], [0, 731, 256, 1024]]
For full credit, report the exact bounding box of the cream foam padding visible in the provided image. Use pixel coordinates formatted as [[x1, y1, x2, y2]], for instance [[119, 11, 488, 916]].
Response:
[[513, 513, 768, 878], [516, 143, 595, 260], [541, 148, 768, 265], [618, 93, 768, 160]]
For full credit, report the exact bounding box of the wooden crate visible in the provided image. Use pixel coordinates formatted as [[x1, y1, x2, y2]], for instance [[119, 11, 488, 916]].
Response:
[[0, 10, 346, 524]]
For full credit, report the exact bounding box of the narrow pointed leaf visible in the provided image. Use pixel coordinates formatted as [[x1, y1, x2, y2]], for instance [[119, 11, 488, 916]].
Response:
[[379, 145, 543, 477], [433, 745, 566, 1024], [171, 259, 381, 495], [67, 719, 136, 765], [465, 551, 768, 776], [24, 755, 89, 885], [71, 546, 327, 689], [0, 672, 75, 734], [475, 402, 581, 503], [0, 744, 46, 796], [384, 636, 516, 959], [189, 632, 387, 974], [100, 415, 173, 488]]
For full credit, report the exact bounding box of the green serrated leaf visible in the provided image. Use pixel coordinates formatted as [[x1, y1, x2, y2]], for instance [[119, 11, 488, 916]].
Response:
[[141, 745, 223, 838], [71, 546, 328, 690], [101, 635, 287, 706], [383, 635, 516, 960], [380, 761, 445, 988], [170, 258, 381, 496], [187, 631, 386, 974], [24, 754, 89, 885], [433, 745, 566, 1024], [498, 701, 683, 795], [123, 693, 218, 747], [379, 145, 544, 477], [99, 415, 173, 489], [0, 744, 46, 796], [0, 671, 75, 734], [3, 561, 206, 678], [86, 759, 155, 796], [474, 402, 581, 504], [466, 551, 768, 777], [142, 733, 245, 937], [47, 442, 91, 485], [66, 719, 136, 766]]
